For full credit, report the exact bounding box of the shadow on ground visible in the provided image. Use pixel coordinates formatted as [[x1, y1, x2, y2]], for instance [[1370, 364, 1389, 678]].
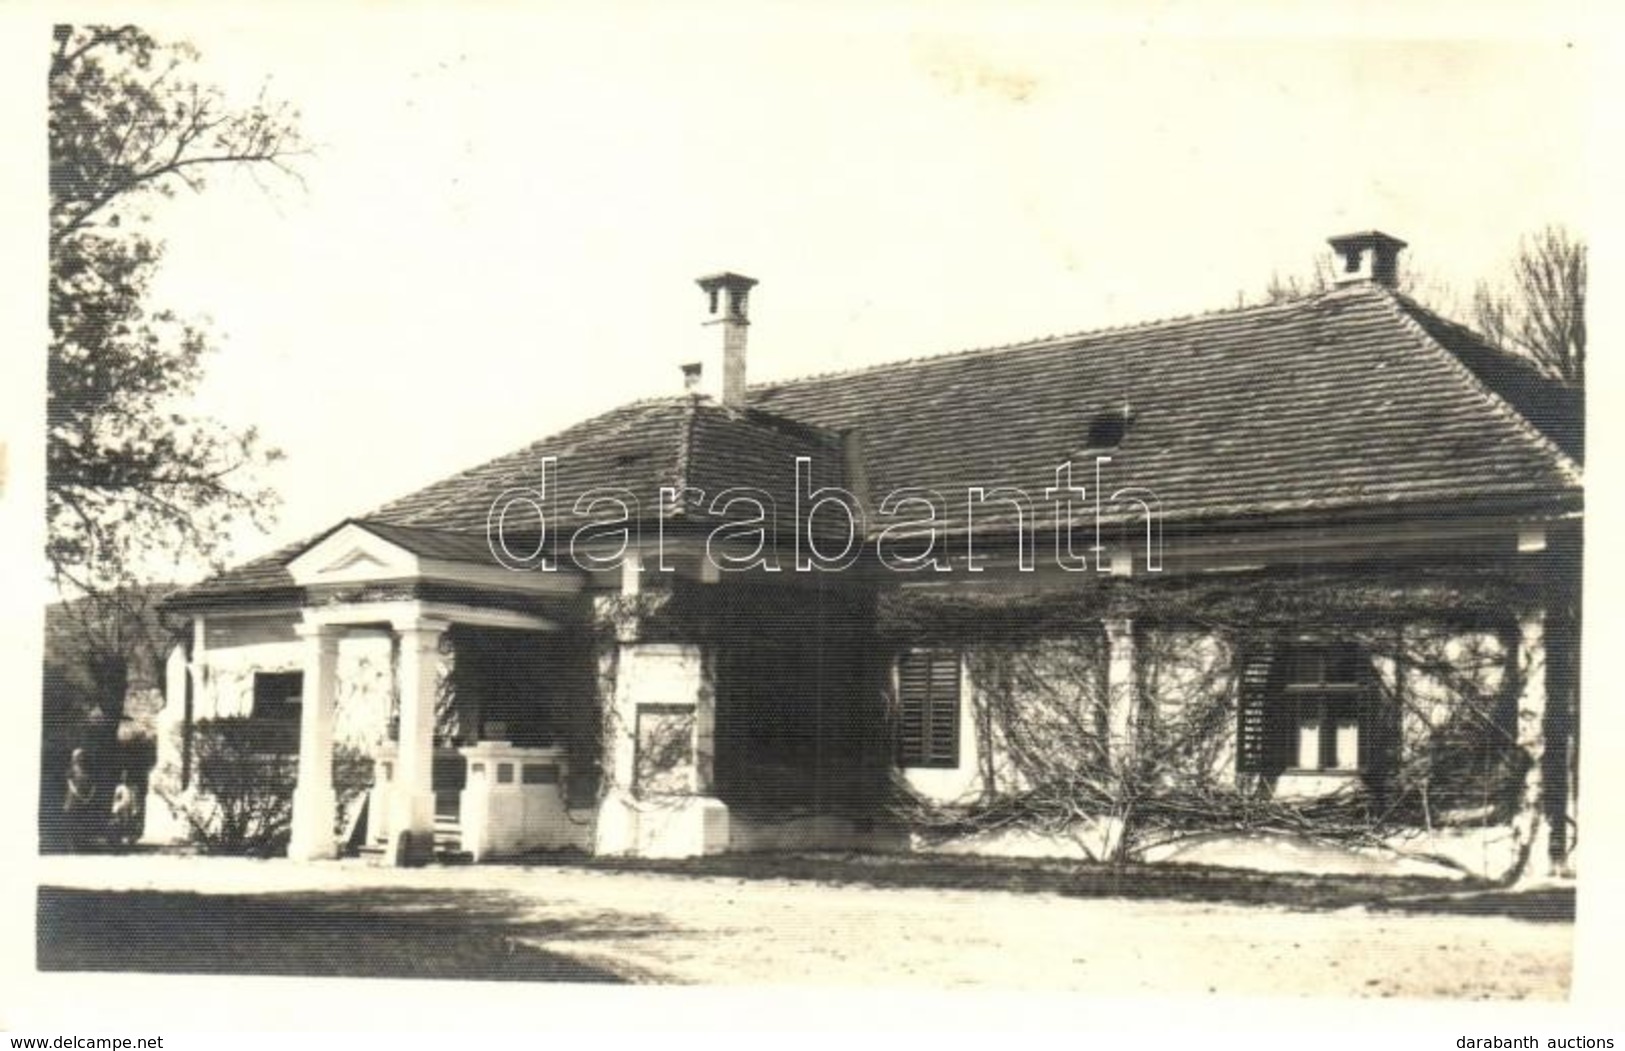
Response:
[[1374, 886, 1575, 924], [37, 886, 671, 982], [520, 849, 1572, 920]]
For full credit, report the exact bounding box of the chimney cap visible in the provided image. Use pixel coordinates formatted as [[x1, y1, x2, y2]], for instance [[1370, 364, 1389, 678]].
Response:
[[1326, 230, 1407, 288], [696, 271, 759, 293], [1326, 230, 1408, 253]]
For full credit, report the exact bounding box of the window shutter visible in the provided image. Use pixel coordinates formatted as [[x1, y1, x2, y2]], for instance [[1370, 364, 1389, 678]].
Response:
[[926, 655, 960, 765], [898, 655, 931, 765], [898, 650, 961, 768], [1235, 642, 1275, 775]]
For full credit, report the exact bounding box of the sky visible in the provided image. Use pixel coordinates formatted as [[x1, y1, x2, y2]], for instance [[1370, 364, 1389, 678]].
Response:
[[21, 5, 1604, 575]]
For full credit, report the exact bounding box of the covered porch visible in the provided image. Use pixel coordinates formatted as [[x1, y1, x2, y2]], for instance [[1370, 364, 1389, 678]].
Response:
[[284, 521, 590, 865]]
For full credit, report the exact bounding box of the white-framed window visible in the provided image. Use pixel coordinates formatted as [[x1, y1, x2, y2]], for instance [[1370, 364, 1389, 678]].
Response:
[[1280, 643, 1365, 772]]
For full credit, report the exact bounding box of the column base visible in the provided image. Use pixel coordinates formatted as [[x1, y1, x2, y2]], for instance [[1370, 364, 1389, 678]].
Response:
[[388, 790, 437, 867], [288, 784, 339, 861], [139, 786, 188, 846], [390, 829, 435, 867]]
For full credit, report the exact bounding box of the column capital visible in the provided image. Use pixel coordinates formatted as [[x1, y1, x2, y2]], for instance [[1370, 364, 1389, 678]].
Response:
[[1103, 615, 1135, 638], [295, 620, 345, 643], [393, 615, 452, 638]]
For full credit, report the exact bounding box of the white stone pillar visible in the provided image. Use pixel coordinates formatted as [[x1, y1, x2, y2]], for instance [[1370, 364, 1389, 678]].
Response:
[[592, 635, 641, 856], [288, 622, 342, 861], [141, 643, 193, 844], [1105, 617, 1138, 759], [391, 616, 449, 865], [695, 647, 718, 793], [1513, 609, 1551, 879], [1100, 617, 1137, 861]]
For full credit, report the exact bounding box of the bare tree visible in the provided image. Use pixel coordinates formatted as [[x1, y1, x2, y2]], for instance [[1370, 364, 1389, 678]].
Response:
[[1257, 248, 1442, 306], [1260, 251, 1338, 305], [1471, 225, 1586, 385]]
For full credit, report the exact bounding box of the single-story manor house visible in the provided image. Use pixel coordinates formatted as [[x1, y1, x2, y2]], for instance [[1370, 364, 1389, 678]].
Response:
[[148, 231, 1582, 880]]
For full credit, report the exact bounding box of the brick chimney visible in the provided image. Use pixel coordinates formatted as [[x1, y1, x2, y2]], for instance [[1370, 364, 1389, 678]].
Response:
[[1327, 231, 1406, 288], [684, 272, 758, 409]]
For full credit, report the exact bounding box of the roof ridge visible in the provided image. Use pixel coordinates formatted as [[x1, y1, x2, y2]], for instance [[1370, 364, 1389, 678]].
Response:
[[354, 516, 483, 537], [750, 289, 1338, 392], [1374, 287, 1583, 485], [1389, 291, 1573, 385], [684, 398, 843, 440]]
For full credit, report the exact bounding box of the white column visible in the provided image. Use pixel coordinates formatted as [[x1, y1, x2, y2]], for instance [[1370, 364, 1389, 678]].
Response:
[[1100, 616, 1138, 860], [288, 622, 342, 860], [695, 648, 718, 793], [1513, 609, 1551, 879], [1105, 617, 1138, 759], [140, 643, 194, 844], [391, 616, 449, 865]]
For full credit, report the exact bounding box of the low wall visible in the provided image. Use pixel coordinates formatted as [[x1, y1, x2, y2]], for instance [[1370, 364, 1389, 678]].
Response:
[[459, 743, 595, 860]]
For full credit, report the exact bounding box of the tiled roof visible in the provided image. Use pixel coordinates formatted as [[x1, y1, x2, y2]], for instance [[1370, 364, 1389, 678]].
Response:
[[169, 282, 1581, 607], [753, 282, 1580, 530], [168, 400, 848, 606], [1390, 294, 1584, 463]]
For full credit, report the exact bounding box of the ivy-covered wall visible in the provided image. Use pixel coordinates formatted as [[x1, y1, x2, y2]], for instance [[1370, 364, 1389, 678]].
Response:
[[871, 560, 1568, 870]]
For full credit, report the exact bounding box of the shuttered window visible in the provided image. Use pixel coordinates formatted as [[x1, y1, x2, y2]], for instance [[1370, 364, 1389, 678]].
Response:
[[897, 650, 961, 768], [1282, 642, 1365, 772], [1235, 643, 1274, 775], [1236, 640, 1370, 778]]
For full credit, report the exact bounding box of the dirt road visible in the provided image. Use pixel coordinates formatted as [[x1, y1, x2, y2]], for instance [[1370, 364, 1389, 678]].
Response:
[[34, 853, 1571, 999]]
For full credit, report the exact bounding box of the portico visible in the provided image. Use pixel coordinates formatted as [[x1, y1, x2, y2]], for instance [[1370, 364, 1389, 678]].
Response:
[[282, 521, 579, 864]]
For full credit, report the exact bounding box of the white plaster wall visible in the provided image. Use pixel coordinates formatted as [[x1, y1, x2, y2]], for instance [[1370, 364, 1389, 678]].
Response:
[[1394, 629, 1508, 772], [192, 618, 395, 747], [1140, 629, 1236, 782], [913, 819, 1120, 862], [618, 644, 705, 707], [144, 615, 399, 843], [595, 642, 731, 857], [614, 643, 704, 794], [333, 631, 395, 749], [904, 637, 1115, 806], [198, 642, 301, 720], [728, 812, 909, 852]]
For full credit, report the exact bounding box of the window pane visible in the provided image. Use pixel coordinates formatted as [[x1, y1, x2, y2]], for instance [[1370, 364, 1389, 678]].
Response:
[[1297, 719, 1322, 769], [1334, 720, 1360, 770]]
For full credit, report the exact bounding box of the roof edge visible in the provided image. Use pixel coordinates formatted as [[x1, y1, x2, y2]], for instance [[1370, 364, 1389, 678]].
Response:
[[1378, 288, 1583, 485]]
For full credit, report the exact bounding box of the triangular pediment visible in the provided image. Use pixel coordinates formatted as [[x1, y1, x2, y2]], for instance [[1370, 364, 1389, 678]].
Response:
[[286, 522, 423, 587], [319, 548, 393, 575]]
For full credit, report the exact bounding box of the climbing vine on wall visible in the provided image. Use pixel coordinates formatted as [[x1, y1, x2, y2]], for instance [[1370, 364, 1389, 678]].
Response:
[[880, 564, 1558, 875]]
